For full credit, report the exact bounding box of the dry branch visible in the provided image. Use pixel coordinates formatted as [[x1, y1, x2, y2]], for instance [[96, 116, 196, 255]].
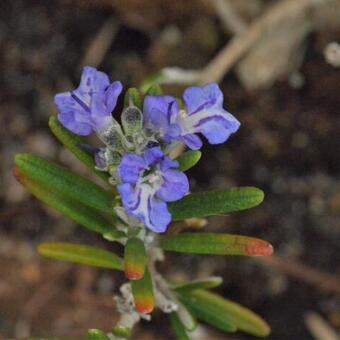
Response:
[[199, 0, 337, 86], [259, 255, 340, 295]]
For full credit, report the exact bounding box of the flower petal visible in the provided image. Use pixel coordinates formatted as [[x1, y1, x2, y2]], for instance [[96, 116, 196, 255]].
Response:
[[181, 134, 202, 150], [118, 183, 171, 233], [180, 83, 240, 146], [160, 157, 179, 172], [147, 197, 171, 233], [117, 183, 142, 218], [164, 123, 181, 144], [104, 81, 123, 114], [143, 95, 179, 132], [157, 169, 189, 202], [183, 83, 222, 115], [118, 153, 145, 183], [194, 115, 240, 144], [143, 147, 164, 166], [56, 92, 93, 136], [55, 66, 121, 136], [90, 93, 115, 131], [80, 66, 110, 94]]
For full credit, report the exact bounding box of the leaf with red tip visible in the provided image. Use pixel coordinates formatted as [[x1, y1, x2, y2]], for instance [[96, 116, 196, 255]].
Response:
[[131, 269, 154, 314], [124, 237, 146, 280], [159, 233, 274, 256]]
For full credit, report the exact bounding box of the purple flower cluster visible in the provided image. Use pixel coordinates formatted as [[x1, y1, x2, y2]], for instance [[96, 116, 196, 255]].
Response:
[[55, 66, 240, 233]]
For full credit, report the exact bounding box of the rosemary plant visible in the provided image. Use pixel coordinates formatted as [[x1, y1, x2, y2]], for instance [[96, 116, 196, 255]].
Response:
[[14, 66, 273, 339]]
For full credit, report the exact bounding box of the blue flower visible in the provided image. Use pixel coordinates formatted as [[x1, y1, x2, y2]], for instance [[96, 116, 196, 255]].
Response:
[[55, 66, 122, 135], [117, 147, 189, 233], [143, 83, 240, 149]]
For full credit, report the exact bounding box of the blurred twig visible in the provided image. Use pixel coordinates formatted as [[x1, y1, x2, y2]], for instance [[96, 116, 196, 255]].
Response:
[[168, 218, 208, 235], [199, 0, 333, 84], [211, 0, 247, 34], [304, 312, 339, 340], [80, 17, 119, 68], [259, 255, 340, 295], [143, 0, 337, 89]]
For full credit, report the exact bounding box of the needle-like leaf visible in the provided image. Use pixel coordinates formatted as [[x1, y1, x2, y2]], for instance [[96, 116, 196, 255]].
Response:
[[131, 269, 155, 314], [160, 233, 273, 256], [179, 290, 237, 333], [169, 312, 190, 340], [124, 237, 147, 280], [14, 166, 121, 237], [38, 242, 124, 271], [15, 153, 114, 213], [179, 290, 270, 337], [49, 116, 109, 182], [173, 276, 223, 293], [168, 187, 264, 221]]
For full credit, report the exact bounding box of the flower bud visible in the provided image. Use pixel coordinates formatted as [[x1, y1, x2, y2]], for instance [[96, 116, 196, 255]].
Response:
[[121, 106, 143, 136]]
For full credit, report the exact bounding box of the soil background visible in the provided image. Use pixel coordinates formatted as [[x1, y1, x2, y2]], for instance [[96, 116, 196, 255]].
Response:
[[0, 1, 339, 339]]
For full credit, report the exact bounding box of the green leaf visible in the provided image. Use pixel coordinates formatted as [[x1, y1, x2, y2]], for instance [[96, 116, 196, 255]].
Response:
[[15, 153, 114, 213], [173, 276, 223, 293], [168, 187, 264, 221], [179, 290, 270, 337], [38, 242, 124, 270], [124, 87, 143, 109], [179, 290, 236, 333], [169, 312, 190, 340], [14, 166, 121, 236], [112, 325, 131, 338], [27, 338, 70, 340], [48, 116, 109, 182], [124, 237, 147, 280], [176, 150, 201, 172], [87, 329, 110, 340], [175, 300, 197, 331], [159, 233, 273, 256], [143, 83, 163, 96], [131, 268, 155, 314]]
